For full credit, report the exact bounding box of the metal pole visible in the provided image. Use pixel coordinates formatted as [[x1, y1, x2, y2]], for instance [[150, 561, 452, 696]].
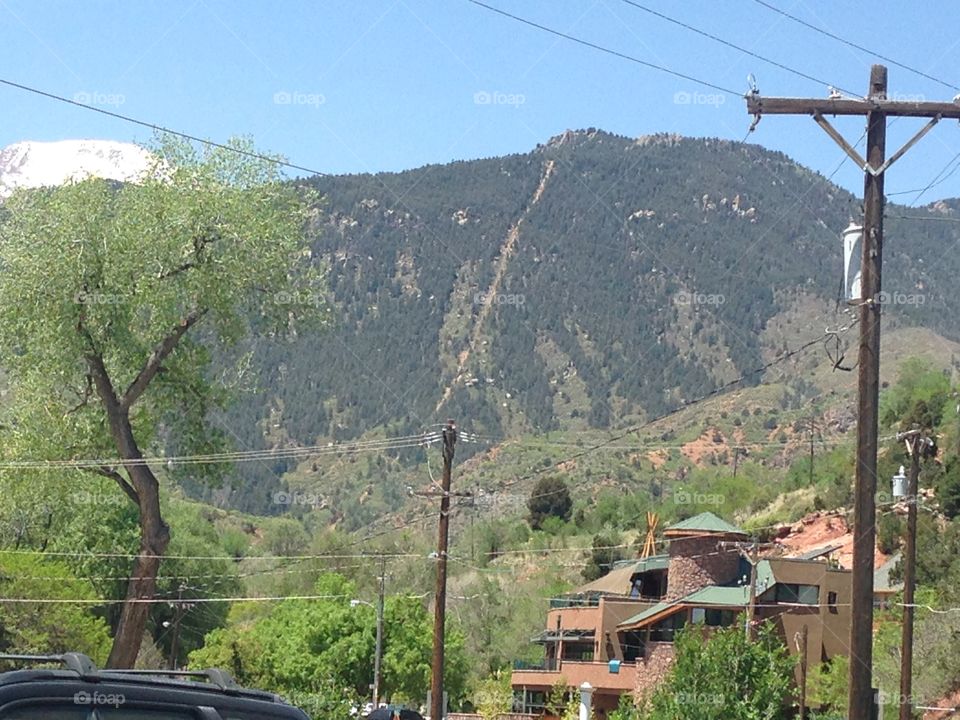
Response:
[[430, 420, 457, 720], [848, 64, 887, 720]]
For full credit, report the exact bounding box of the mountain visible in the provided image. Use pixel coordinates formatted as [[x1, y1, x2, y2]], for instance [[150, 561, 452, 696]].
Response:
[[5, 130, 960, 518], [0, 139, 154, 197], [219, 131, 960, 492]]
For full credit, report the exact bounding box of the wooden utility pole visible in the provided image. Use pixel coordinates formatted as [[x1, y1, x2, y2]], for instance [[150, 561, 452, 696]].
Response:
[[719, 540, 777, 639], [897, 429, 931, 720], [373, 554, 386, 709], [745, 64, 960, 720], [430, 420, 457, 720]]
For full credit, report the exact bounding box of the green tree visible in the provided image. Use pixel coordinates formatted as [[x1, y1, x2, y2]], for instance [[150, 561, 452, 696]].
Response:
[[528, 476, 572, 530], [0, 136, 323, 666], [0, 554, 112, 664], [190, 573, 468, 706], [806, 655, 848, 711], [638, 620, 795, 720], [581, 532, 625, 581], [474, 670, 514, 720]]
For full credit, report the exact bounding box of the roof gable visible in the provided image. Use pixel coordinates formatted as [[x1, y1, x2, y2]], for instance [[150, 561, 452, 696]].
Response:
[[664, 511, 746, 537]]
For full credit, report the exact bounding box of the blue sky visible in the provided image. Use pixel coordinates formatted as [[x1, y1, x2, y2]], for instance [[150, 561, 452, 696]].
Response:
[[3, 0, 960, 203]]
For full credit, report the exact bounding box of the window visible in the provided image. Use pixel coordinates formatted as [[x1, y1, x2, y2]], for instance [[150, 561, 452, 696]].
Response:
[[828, 591, 838, 613], [775, 583, 819, 605]]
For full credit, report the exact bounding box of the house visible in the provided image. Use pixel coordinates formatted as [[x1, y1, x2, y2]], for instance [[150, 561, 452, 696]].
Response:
[[511, 512, 853, 716]]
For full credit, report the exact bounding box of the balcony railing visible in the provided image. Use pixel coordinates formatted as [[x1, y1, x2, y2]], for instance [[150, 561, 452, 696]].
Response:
[[512, 659, 559, 671]]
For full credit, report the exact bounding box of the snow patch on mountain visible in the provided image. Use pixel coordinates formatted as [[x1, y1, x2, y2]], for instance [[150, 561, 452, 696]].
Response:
[[0, 139, 155, 198]]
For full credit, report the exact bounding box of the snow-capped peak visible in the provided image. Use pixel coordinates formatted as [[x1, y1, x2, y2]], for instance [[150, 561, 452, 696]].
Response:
[[0, 139, 156, 198]]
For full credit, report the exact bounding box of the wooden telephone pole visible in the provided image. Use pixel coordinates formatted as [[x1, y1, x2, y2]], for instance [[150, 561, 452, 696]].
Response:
[[429, 420, 457, 720], [746, 65, 960, 720]]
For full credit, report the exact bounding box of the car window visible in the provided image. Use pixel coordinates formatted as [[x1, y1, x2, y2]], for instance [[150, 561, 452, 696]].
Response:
[[0, 706, 89, 720]]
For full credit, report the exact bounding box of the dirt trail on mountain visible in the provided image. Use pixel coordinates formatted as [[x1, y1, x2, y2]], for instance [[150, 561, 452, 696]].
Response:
[[435, 159, 556, 414]]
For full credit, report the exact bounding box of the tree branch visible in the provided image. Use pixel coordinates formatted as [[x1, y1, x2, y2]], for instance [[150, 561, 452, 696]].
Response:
[[81, 465, 140, 505], [121, 308, 207, 411]]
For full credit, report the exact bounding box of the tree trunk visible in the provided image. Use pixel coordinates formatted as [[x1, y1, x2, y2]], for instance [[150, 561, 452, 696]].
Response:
[[86, 355, 170, 669], [106, 461, 170, 668]]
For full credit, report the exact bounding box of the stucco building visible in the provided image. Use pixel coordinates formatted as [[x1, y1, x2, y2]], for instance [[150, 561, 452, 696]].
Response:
[[511, 512, 853, 717]]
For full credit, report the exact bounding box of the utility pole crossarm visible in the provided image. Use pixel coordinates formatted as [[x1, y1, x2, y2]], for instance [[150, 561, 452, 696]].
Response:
[[746, 95, 960, 119]]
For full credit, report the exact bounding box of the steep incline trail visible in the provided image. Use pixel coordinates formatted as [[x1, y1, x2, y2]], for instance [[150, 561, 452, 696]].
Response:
[[435, 159, 556, 414]]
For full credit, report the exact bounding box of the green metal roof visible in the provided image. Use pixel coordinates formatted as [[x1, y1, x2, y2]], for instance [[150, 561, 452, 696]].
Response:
[[664, 512, 746, 536], [617, 585, 750, 628]]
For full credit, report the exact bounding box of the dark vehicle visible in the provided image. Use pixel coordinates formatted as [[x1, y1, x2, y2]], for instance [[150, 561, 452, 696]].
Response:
[[0, 653, 310, 720]]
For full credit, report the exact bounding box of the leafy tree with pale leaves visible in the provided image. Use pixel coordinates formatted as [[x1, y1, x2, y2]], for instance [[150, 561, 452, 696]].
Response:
[[638, 619, 795, 720], [0, 135, 324, 667]]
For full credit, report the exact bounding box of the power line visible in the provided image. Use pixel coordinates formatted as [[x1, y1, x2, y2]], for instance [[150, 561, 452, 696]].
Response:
[[499, 320, 860, 503], [0, 431, 444, 471], [464, 0, 741, 96], [618, 0, 861, 98], [749, 0, 960, 93], [0, 77, 329, 178]]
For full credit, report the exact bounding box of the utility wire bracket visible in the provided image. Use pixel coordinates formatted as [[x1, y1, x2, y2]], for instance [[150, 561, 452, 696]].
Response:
[[813, 111, 941, 177]]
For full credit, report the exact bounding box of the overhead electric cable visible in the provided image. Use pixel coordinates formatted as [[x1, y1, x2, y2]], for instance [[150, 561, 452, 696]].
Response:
[[619, 0, 861, 98], [464, 0, 740, 96], [749, 0, 960, 92], [0, 77, 329, 177]]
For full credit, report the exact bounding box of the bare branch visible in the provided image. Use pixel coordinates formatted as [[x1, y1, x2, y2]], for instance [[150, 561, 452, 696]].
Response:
[[121, 308, 207, 411], [65, 374, 94, 416], [80, 465, 140, 505]]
